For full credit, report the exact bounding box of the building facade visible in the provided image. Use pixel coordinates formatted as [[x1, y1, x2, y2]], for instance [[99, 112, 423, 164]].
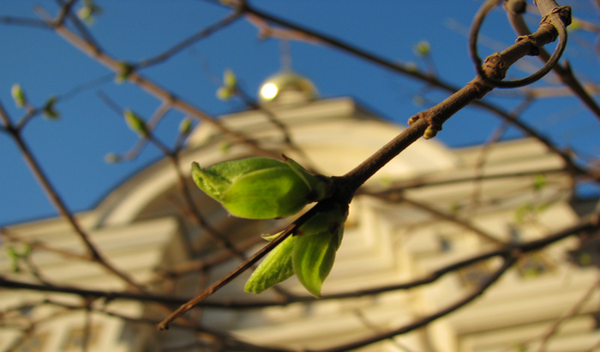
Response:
[[1, 72, 599, 352]]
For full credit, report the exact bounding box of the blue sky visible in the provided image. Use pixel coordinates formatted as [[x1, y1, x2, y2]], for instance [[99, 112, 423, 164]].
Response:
[[1, 1, 599, 225]]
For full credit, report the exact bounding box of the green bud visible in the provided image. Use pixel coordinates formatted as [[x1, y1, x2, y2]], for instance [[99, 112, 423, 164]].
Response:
[[293, 227, 344, 297], [216, 87, 233, 101], [191, 157, 330, 219], [223, 69, 237, 88], [414, 40, 431, 57], [104, 152, 120, 164], [179, 116, 192, 135], [78, 0, 102, 25], [115, 62, 134, 83], [43, 96, 60, 120], [407, 115, 420, 126], [295, 203, 347, 237], [423, 125, 438, 139], [124, 109, 148, 137], [11, 84, 26, 108], [246, 203, 348, 296], [244, 235, 297, 294]]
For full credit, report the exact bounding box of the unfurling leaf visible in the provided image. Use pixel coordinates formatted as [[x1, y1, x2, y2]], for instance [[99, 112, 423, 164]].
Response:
[[191, 157, 331, 219], [124, 109, 148, 137], [244, 235, 297, 294], [293, 227, 343, 297], [245, 203, 348, 296]]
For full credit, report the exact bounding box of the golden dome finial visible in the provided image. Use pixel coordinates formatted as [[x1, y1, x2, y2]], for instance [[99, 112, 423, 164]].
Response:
[[258, 70, 318, 105]]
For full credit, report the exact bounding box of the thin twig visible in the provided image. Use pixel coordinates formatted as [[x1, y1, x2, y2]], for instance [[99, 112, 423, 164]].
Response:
[[2, 209, 593, 310], [41, 13, 280, 159], [0, 100, 147, 292], [307, 254, 518, 352], [536, 276, 600, 352], [0, 16, 50, 28], [506, 2, 600, 121], [242, 2, 582, 174], [138, 11, 244, 68]]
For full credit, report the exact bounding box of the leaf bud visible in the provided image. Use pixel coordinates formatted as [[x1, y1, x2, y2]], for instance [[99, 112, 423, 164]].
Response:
[[104, 152, 120, 164], [223, 69, 237, 88], [245, 203, 348, 296], [414, 40, 431, 57], [216, 87, 232, 101], [244, 234, 297, 294], [115, 62, 134, 84], [42, 96, 60, 119], [293, 226, 344, 297], [124, 109, 148, 137], [179, 116, 192, 135], [11, 84, 26, 108], [191, 157, 331, 219]]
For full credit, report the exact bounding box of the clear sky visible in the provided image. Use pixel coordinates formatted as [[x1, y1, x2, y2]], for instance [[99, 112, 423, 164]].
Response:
[[1, 0, 599, 226]]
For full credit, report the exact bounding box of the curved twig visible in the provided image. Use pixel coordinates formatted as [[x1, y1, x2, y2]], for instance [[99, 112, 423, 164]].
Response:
[[505, 1, 600, 121], [469, 0, 570, 88]]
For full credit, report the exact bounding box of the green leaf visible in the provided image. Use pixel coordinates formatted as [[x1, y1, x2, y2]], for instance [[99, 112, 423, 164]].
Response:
[[245, 235, 297, 294], [293, 228, 343, 297]]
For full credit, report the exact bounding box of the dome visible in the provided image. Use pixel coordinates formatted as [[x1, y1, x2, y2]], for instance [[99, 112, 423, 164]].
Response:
[[258, 70, 318, 104]]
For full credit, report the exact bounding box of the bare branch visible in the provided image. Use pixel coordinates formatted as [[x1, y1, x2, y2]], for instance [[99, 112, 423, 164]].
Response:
[[138, 11, 244, 68], [307, 254, 518, 352], [0, 100, 146, 292]]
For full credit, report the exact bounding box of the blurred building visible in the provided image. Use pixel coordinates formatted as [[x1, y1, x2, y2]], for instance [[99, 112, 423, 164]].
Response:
[[1, 72, 599, 352]]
